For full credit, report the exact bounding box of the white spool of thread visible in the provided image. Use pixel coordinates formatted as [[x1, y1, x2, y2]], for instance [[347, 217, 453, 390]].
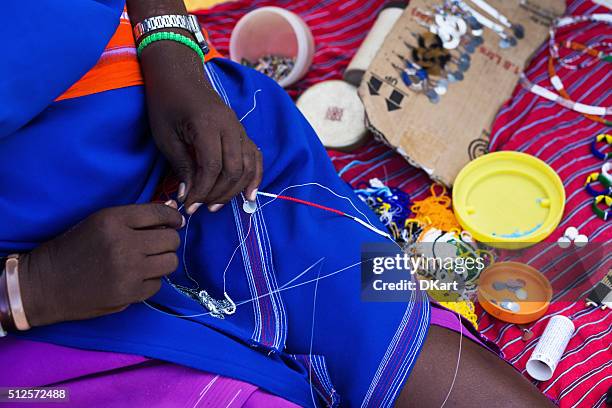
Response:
[[344, 2, 406, 86], [526, 315, 575, 381], [296, 80, 368, 150]]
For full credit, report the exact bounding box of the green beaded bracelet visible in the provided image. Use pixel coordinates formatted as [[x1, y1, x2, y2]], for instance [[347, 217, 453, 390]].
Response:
[[137, 31, 205, 63]]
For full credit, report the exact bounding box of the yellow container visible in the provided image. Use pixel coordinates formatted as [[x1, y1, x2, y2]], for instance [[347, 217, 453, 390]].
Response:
[[453, 151, 565, 249]]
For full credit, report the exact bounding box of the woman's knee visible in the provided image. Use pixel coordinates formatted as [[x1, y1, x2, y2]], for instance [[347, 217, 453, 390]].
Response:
[[396, 325, 554, 408]]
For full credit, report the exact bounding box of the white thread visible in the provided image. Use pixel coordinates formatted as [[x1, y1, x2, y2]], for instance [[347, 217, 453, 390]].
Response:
[[149, 182, 399, 319], [279, 257, 326, 290], [352, 216, 392, 239], [440, 311, 463, 408], [308, 261, 324, 407], [143, 259, 366, 319], [239, 89, 262, 122]]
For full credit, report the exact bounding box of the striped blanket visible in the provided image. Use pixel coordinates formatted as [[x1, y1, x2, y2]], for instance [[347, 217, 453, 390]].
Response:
[[195, 0, 611, 406]]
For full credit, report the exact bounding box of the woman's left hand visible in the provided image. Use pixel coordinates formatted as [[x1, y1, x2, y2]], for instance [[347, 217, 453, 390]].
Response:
[[140, 39, 262, 214]]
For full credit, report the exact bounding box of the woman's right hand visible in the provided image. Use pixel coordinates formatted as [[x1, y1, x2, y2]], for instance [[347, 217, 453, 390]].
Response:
[[17, 203, 184, 327]]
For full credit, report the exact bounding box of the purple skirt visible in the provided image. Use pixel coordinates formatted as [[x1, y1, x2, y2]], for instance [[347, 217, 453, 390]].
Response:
[[0, 305, 497, 408]]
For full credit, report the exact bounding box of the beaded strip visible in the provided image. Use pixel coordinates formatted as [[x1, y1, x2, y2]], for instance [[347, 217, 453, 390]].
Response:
[[558, 40, 612, 70], [547, 57, 612, 125], [519, 73, 612, 125], [137, 31, 205, 63]]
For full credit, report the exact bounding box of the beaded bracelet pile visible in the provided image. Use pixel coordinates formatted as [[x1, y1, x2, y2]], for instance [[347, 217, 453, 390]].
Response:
[[137, 31, 205, 64], [585, 134, 612, 221]]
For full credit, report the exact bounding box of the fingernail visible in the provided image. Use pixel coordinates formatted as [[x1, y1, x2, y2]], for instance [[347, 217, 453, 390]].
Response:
[[178, 182, 186, 201], [248, 188, 258, 202], [186, 202, 203, 215], [181, 215, 186, 228], [208, 203, 224, 213], [164, 199, 178, 209]]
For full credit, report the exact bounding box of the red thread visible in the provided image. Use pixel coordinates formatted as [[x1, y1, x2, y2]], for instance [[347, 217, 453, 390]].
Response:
[[275, 195, 348, 217]]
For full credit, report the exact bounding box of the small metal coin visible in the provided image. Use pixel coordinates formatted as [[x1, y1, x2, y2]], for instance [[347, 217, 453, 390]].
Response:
[[472, 28, 484, 37], [467, 16, 483, 30], [506, 279, 525, 289], [434, 84, 448, 95], [499, 39, 511, 49], [501, 300, 520, 312], [515, 288, 528, 300], [493, 281, 506, 291], [242, 200, 258, 214], [513, 24, 525, 39], [458, 60, 470, 72], [427, 92, 440, 104]]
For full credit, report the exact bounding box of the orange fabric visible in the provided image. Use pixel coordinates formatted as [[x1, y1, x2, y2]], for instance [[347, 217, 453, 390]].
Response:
[[56, 11, 221, 102]]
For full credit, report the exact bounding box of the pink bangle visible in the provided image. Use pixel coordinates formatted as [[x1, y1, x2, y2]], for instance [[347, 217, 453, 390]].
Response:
[[5, 255, 30, 331]]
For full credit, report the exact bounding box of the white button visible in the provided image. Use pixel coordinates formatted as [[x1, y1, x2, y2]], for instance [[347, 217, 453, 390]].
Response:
[[564, 226, 579, 240], [557, 236, 571, 249], [574, 234, 588, 247]]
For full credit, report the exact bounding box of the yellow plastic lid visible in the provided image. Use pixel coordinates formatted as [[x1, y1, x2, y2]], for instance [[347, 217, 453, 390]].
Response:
[[453, 151, 565, 249]]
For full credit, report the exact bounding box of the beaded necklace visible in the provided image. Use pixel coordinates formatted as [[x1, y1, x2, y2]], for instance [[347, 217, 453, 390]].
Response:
[[521, 14, 612, 125]]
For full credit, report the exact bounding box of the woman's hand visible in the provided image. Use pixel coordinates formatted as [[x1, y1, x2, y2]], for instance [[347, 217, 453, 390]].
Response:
[[18, 203, 184, 327], [140, 39, 263, 215]]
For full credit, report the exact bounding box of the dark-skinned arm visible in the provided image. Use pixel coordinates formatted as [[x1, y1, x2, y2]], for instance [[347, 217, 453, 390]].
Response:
[[126, 0, 262, 214]]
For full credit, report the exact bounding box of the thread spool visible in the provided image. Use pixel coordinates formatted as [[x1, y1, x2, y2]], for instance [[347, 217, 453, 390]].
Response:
[[526, 315, 575, 381], [296, 80, 368, 150], [344, 2, 407, 86]]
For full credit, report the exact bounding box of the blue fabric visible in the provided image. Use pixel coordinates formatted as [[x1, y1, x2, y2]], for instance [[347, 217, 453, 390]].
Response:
[[0, 6, 431, 403], [0, 0, 125, 139]]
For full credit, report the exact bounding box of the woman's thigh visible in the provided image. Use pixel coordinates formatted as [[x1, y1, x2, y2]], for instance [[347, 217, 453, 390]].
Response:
[[398, 325, 554, 408]]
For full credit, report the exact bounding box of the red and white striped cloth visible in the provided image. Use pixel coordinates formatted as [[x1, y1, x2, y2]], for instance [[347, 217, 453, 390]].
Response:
[[196, 0, 611, 406]]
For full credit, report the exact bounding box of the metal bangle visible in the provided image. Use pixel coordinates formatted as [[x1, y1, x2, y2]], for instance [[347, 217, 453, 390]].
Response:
[[0, 266, 14, 335], [5, 255, 30, 331], [133, 14, 209, 55]]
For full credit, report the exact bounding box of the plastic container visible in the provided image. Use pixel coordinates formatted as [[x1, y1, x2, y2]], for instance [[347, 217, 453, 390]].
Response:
[[229, 7, 315, 88], [478, 262, 552, 324]]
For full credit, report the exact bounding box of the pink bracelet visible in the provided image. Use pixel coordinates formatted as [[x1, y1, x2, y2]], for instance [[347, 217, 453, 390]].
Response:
[[5, 255, 30, 331]]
